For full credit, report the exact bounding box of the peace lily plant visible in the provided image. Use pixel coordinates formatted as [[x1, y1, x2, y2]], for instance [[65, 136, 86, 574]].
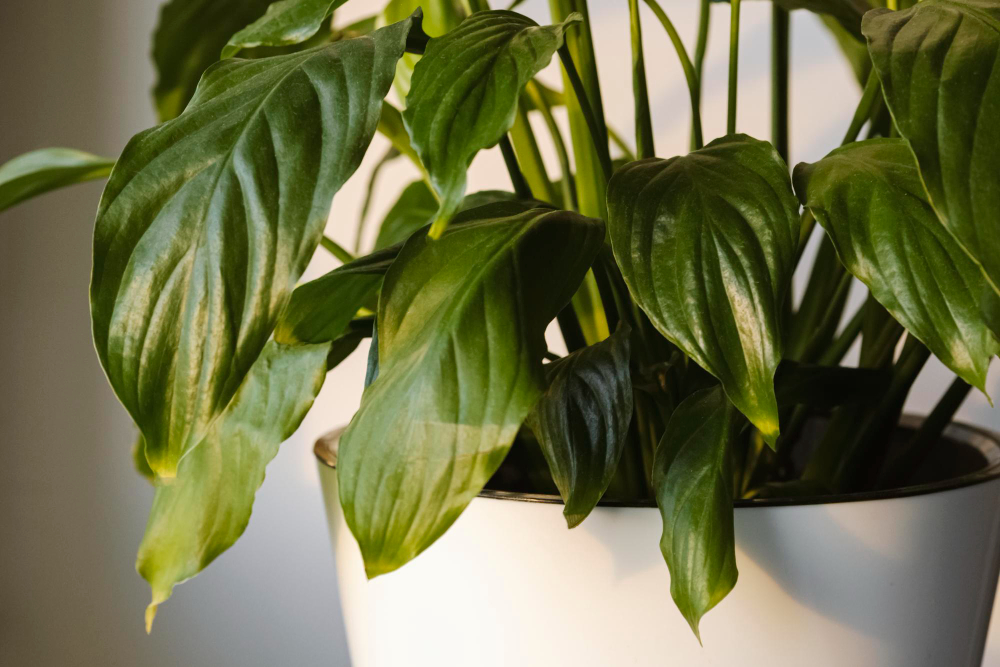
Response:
[[3, 0, 1000, 643]]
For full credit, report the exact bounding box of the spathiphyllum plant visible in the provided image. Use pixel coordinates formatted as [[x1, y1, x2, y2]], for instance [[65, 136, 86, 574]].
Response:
[[5, 0, 1000, 641]]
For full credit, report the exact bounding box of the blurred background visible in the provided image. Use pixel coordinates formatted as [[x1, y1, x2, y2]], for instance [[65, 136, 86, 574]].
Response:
[[2, 0, 999, 665]]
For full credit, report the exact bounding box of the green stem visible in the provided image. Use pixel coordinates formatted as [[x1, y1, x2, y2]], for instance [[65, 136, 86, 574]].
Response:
[[510, 99, 558, 203], [642, 0, 703, 150], [628, 0, 655, 159], [320, 236, 355, 264], [499, 135, 533, 200], [526, 81, 577, 210], [771, 5, 790, 161], [693, 0, 710, 151], [817, 306, 864, 366], [727, 0, 742, 136], [608, 126, 636, 161], [558, 44, 614, 182], [843, 70, 882, 145]]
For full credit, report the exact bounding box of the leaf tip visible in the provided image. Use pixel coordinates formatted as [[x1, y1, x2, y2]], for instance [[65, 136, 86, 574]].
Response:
[[563, 511, 588, 529], [144, 602, 158, 634]]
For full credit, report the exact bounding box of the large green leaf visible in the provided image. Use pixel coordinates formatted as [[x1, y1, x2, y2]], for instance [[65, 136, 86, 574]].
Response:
[[337, 205, 604, 577], [222, 0, 347, 58], [380, 0, 465, 98], [275, 247, 396, 344], [795, 138, 1000, 393], [137, 340, 329, 631], [864, 1, 1000, 295], [607, 135, 800, 446], [0, 148, 114, 213], [152, 0, 273, 121], [91, 18, 416, 479], [526, 323, 633, 528], [403, 10, 580, 237], [654, 385, 740, 640]]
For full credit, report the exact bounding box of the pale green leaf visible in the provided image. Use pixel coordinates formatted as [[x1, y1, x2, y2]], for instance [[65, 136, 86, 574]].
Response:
[[137, 340, 329, 631], [0, 148, 114, 213], [337, 205, 604, 577], [607, 135, 800, 446], [91, 18, 416, 478]]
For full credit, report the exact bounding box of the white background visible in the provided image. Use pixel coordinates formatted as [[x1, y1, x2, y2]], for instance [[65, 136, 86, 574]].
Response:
[[2, 0, 999, 665]]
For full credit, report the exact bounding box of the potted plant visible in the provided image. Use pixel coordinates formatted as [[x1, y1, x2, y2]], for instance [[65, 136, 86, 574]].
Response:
[[4, 0, 1000, 663]]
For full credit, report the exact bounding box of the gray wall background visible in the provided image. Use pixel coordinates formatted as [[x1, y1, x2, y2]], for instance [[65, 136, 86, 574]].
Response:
[[2, 1, 1000, 665]]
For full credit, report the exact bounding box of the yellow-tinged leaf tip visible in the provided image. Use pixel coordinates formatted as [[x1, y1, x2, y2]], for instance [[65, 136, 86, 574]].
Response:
[[427, 217, 448, 240], [145, 603, 158, 634]]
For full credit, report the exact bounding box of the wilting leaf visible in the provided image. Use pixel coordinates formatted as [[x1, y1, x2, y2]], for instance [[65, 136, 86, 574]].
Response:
[[337, 205, 604, 578], [864, 1, 1000, 295], [654, 385, 741, 640], [607, 135, 800, 446], [222, 0, 347, 58], [137, 341, 329, 631], [403, 10, 580, 237], [795, 138, 1000, 393], [526, 323, 633, 528], [275, 247, 396, 344], [152, 0, 273, 120], [0, 148, 114, 213], [91, 18, 416, 478]]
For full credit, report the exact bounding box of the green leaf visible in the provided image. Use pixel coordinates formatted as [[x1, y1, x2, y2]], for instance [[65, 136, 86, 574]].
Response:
[[712, 0, 873, 39], [137, 340, 329, 632], [774, 360, 891, 410], [373, 180, 438, 250], [132, 435, 155, 484], [526, 323, 633, 528], [275, 247, 396, 344], [654, 385, 740, 641], [337, 205, 605, 577], [91, 18, 416, 479], [864, 1, 1000, 297], [380, 0, 465, 98], [794, 138, 1000, 393], [403, 10, 581, 237], [152, 0, 273, 121], [0, 148, 114, 213], [222, 0, 347, 58], [607, 135, 800, 446]]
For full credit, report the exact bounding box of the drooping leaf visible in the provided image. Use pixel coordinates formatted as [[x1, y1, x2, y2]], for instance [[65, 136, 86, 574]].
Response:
[[654, 385, 740, 640], [0, 148, 114, 213], [222, 0, 347, 58], [794, 138, 1000, 393], [337, 205, 604, 578], [774, 360, 891, 410], [403, 10, 581, 237], [607, 135, 800, 446], [91, 18, 416, 479], [137, 340, 329, 631], [863, 1, 1000, 295], [152, 0, 273, 121], [526, 323, 633, 528], [275, 246, 396, 344]]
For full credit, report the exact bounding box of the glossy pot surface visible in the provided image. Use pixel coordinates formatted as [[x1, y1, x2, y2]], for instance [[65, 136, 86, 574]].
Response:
[[316, 419, 1000, 667]]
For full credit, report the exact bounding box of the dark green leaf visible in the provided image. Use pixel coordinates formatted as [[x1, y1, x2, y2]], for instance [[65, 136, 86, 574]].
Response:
[[864, 1, 1000, 296], [373, 180, 438, 250], [774, 360, 891, 409], [794, 138, 1000, 393], [403, 10, 580, 237], [275, 247, 397, 344], [222, 0, 347, 58], [152, 0, 273, 121], [0, 148, 114, 213], [137, 340, 329, 631], [337, 206, 604, 577], [91, 19, 415, 479], [654, 385, 740, 640], [132, 435, 155, 484], [526, 323, 633, 528], [381, 0, 465, 98], [713, 0, 872, 39], [607, 135, 800, 446]]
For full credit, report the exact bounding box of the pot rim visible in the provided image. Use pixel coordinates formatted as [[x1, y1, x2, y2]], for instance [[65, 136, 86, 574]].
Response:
[[313, 415, 1000, 508]]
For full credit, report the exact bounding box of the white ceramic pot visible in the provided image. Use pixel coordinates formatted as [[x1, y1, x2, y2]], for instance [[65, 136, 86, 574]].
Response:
[[316, 418, 1000, 667]]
